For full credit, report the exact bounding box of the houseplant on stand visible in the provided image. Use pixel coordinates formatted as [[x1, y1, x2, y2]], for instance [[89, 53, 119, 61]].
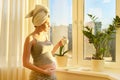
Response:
[[55, 37, 69, 67], [83, 14, 120, 71]]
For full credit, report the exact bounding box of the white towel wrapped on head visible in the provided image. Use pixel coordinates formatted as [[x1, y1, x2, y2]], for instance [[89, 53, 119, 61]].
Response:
[[25, 5, 49, 27]]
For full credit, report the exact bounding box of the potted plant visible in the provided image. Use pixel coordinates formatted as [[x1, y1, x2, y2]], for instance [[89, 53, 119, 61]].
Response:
[[55, 36, 69, 67], [83, 14, 120, 71]]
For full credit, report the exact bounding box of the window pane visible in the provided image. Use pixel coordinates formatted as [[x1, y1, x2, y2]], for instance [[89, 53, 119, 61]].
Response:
[[84, 0, 116, 61], [49, 0, 72, 63]]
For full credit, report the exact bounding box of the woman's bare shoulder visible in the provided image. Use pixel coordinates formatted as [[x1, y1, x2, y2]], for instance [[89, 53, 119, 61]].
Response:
[[25, 34, 36, 44]]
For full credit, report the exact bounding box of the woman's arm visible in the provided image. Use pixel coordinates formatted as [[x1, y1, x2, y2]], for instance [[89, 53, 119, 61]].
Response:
[[22, 36, 53, 75], [51, 40, 63, 55]]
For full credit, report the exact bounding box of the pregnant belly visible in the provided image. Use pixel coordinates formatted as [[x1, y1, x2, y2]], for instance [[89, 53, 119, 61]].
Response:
[[38, 62, 56, 70]]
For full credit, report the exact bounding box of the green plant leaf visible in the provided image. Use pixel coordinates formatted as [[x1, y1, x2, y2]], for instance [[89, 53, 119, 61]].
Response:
[[83, 14, 120, 60]]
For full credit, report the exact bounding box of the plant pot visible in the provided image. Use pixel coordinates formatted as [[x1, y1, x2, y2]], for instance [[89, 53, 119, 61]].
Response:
[[55, 55, 68, 67], [91, 59, 104, 72]]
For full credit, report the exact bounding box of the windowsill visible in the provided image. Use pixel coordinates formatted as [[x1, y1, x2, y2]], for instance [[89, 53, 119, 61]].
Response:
[[56, 67, 120, 80]]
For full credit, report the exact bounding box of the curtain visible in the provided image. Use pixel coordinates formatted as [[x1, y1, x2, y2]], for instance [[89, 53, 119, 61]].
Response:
[[0, 0, 49, 80], [0, 0, 31, 80]]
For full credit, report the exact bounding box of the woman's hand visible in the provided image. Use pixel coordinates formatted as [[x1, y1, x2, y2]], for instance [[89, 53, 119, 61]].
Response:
[[58, 39, 63, 47], [59, 36, 68, 47], [52, 36, 68, 54], [43, 68, 55, 75]]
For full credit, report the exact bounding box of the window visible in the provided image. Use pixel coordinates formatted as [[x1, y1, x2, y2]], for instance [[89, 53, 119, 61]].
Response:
[[46, 0, 120, 68], [77, 0, 120, 68], [83, 0, 116, 62], [49, 0, 72, 65]]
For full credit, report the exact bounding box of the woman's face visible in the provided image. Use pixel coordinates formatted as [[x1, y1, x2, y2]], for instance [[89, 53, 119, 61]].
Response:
[[41, 18, 50, 32]]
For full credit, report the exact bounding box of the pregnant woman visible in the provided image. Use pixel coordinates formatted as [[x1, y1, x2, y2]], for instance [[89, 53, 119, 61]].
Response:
[[23, 5, 63, 80]]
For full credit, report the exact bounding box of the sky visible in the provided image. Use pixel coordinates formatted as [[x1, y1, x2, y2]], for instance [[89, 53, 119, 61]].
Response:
[[50, 0, 72, 26], [84, 0, 115, 29], [49, 0, 115, 28]]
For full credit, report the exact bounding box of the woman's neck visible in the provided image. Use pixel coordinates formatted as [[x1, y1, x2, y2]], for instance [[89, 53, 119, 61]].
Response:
[[33, 32, 47, 41]]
